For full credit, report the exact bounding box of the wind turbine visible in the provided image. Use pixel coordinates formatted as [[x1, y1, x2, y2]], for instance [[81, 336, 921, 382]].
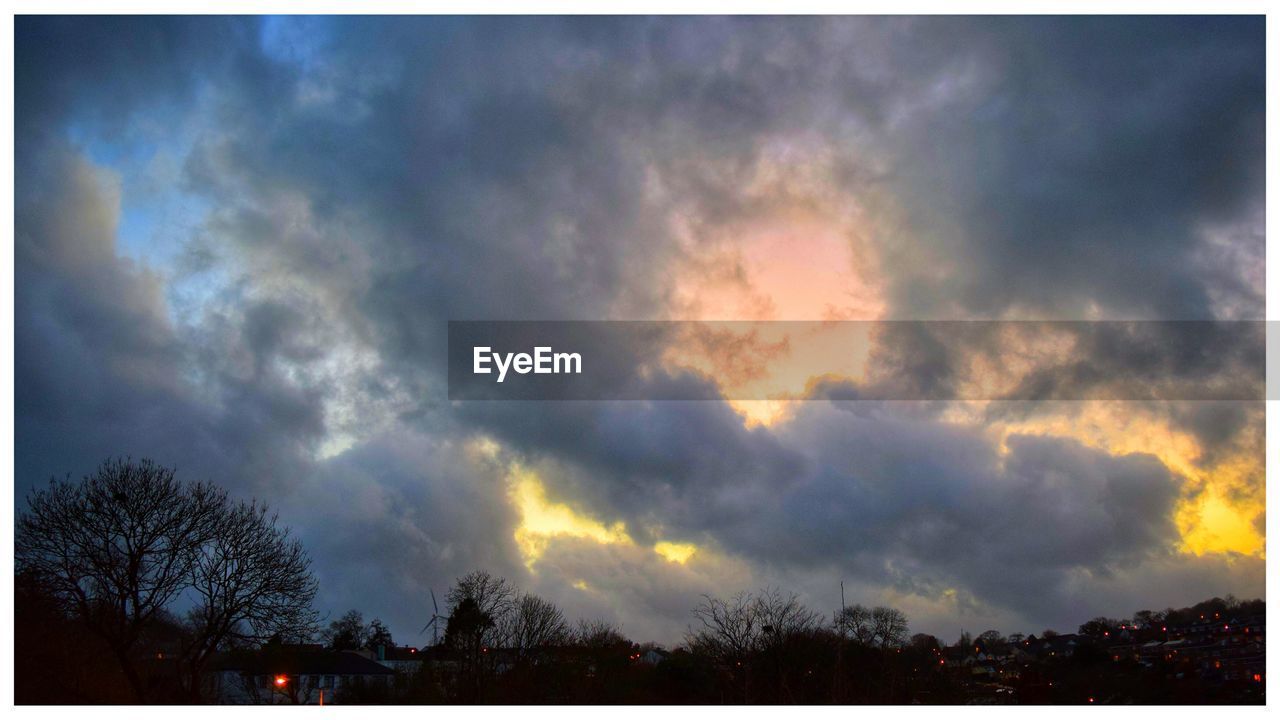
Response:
[[419, 589, 445, 646]]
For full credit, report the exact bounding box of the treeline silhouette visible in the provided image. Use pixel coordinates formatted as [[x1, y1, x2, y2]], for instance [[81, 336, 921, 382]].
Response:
[[16, 459, 318, 702], [15, 459, 1265, 704]]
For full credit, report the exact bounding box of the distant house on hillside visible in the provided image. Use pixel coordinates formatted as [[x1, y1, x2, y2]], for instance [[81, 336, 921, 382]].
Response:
[[637, 647, 669, 666], [1031, 633, 1081, 659]]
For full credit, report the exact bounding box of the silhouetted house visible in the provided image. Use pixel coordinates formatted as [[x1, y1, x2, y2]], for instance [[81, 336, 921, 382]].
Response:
[[354, 644, 427, 674], [204, 646, 394, 704], [637, 648, 669, 666], [1108, 642, 1141, 663], [1032, 633, 1081, 659]]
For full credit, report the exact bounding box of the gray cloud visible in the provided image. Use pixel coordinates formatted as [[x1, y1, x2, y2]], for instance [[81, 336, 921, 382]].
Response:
[[15, 16, 1265, 644], [873, 17, 1264, 320]]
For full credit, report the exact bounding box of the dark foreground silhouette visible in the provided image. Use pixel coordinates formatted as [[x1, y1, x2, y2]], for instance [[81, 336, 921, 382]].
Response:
[[15, 459, 1266, 705]]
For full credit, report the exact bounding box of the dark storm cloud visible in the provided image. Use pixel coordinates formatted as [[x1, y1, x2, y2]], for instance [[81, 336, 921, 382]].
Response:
[[16, 17, 248, 129], [14, 16, 1265, 641], [162, 16, 1265, 389], [779, 411, 1183, 620], [275, 433, 529, 629], [14, 142, 328, 498], [454, 387, 807, 544], [16, 16, 313, 489], [874, 16, 1264, 320], [470, 394, 1187, 623]]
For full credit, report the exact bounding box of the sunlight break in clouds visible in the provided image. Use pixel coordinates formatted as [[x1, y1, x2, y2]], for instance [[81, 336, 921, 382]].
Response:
[[500, 454, 705, 573], [15, 16, 1264, 647]]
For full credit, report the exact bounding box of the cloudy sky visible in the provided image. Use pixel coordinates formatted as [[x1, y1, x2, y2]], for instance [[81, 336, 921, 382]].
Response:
[[15, 16, 1264, 645]]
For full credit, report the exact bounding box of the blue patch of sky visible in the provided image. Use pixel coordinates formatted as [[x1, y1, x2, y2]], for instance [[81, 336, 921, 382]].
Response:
[[56, 16, 338, 334], [259, 15, 336, 70], [64, 89, 223, 329], [65, 113, 208, 264]]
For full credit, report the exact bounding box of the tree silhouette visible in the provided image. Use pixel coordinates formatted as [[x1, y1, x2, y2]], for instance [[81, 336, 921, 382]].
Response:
[[447, 570, 516, 622], [16, 459, 225, 701], [182, 499, 318, 698], [16, 458, 319, 702], [575, 617, 629, 649], [366, 618, 394, 650], [501, 593, 569, 662], [323, 610, 369, 651], [869, 606, 909, 648], [444, 596, 495, 701], [976, 629, 1005, 651]]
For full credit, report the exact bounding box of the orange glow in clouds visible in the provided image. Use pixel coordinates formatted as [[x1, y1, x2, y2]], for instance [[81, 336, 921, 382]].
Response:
[[658, 191, 1261, 559]]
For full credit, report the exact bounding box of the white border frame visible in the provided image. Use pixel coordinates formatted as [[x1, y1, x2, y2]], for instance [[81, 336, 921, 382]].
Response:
[[2, 6, 1274, 719]]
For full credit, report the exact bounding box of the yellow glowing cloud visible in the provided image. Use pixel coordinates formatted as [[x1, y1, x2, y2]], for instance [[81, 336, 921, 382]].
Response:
[[509, 466, 630, 568], [726, 399, 796, 428], [1178, 489, 1262, 557], [649, 144, 1263, 562], [504, 461, 704, 569], [654, 541, 698, 564], [949, 401, 1264, 558]]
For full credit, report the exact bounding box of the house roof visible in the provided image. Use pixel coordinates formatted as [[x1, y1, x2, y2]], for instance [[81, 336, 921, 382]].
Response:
[[381, 646, 425, 662], [208, 648, 395, 676]]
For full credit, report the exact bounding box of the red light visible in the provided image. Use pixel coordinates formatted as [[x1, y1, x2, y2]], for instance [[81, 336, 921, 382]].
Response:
[[274, 675, 288, 687], [1088, 697, 1095, 704]]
